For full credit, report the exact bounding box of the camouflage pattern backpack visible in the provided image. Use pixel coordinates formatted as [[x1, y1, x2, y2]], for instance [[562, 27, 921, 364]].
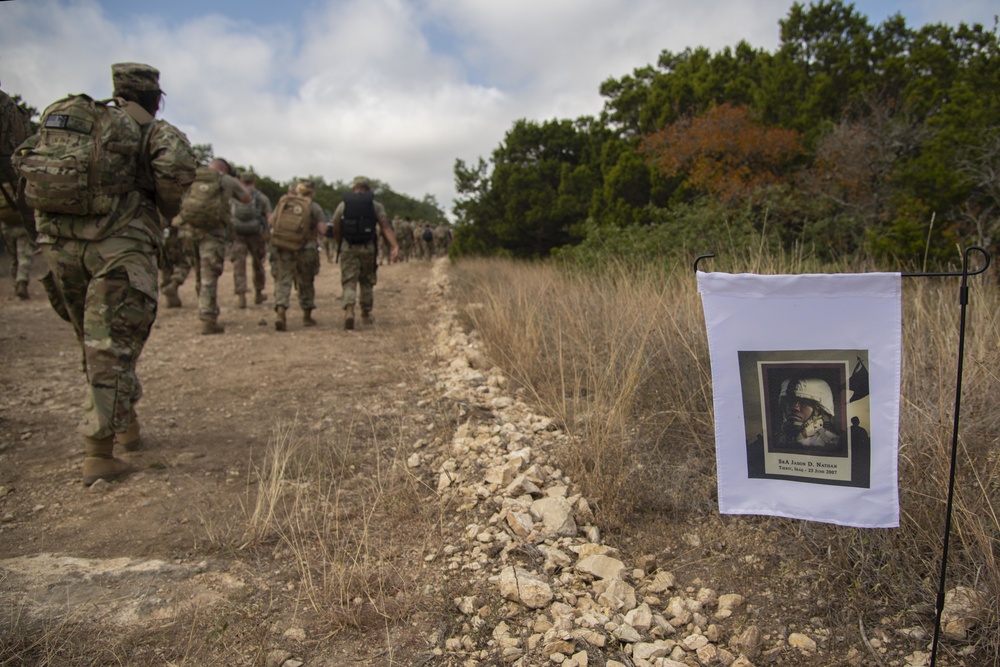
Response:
[[179, 166, 228, 229], [270, 193, 313, 250], [14, 94, 142, 215]]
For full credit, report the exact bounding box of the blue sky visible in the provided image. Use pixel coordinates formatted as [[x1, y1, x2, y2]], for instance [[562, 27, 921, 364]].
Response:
[[2, 0, 996, 217]]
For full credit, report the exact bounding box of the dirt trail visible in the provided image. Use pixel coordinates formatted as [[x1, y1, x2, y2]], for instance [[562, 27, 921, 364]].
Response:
[[0, 253, 454, 665]]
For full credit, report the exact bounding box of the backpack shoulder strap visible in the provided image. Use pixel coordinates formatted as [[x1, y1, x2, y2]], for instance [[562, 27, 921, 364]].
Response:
[[115, 99, 155, 126]]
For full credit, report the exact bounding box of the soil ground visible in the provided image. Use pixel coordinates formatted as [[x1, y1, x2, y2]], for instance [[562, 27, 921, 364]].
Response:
[[0, 248, 976, 667], [0, 251, 461, 665]]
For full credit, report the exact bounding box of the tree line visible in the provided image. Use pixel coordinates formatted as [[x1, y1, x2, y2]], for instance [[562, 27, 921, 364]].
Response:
[[451, 0, 1000, 268]]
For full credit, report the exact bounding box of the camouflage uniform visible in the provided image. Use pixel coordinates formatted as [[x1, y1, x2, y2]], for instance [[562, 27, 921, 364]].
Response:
[[321, 221, 337, 263], [15, 64, 196, 446], [433, 223, 451, 257], [229, 177, 271, 305], [182, 163, 248, 329], [394, 217, 413, 262], [1, 184, 36, 287], [157, 214, 182, 288], [1, 86, 35, 298], [416, 223, 434, 260], [332, 176, 399, 328], [164, 217, 198, 294], [272, 184, 324, 320]]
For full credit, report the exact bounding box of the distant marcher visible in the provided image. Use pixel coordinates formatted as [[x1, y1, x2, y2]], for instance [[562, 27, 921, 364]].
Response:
[[331, 176, 398, 329], [377, 216, 395, 265], [13, 62, 196, 485], [394, 217, 413, 262], [269, 180, 325, 331], [417, 222, 434, 260], [433, 223, 452, 257], [229, 171, 271, 308], [0, 82, 35, 299], [177, 157, 250, 334], [321, 218, 337, 264]]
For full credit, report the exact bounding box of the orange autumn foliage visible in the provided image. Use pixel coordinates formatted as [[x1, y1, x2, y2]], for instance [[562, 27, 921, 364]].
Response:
[[641, 103, 803, 203]]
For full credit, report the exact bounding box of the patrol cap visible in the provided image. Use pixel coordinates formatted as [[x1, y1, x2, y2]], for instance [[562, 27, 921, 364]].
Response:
[[352, 175, 371, 189], [296, 180, 316, 195], [240, 171, 256, 183], [111, 62, 162, 93]]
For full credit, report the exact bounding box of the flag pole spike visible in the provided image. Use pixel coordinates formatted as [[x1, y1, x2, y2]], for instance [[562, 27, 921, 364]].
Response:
[[928, 245, 990, 667]]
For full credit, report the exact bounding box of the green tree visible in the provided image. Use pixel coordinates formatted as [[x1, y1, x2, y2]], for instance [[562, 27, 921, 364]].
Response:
[[451, 118, 599, 257], [190, 143, 214, 166]]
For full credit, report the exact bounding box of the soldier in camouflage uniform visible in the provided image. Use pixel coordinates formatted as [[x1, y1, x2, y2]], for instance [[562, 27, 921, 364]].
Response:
[[331, 176, 399, 329], [320, 217, 337, 263], [271, 180, 325, 331], [14, 63, 196, 486], [394, 217, 413, 262], [0, 82, 35, 299], [433, 223, 452, 257], [416, 221, 434, 260], [229, 171, 271, 308], [180, 157, 250, 334]]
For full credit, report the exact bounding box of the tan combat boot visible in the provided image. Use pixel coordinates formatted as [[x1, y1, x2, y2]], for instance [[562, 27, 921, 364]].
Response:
[[15, 280, 28, 300], [162, 281, 182, 308], [255, 289, 267, 304], [201, 318, 225, 335], [275, 306, 287, 331], [344, 303, 355, 330], [361, 310, 372, 326], [237, 293, 247, 309], [82, 434, 132, 486], [303, 309, 317, 327], [116, 415, 141, 452]]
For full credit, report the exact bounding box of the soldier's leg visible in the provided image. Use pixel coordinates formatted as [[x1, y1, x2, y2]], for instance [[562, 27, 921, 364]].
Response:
[[162, 235, 190, 308], [296, 244, 319, 325], [7, 225, 35, 298], [79, 245, 157, 440], [76, 241, 156, 483], [197, 235, 225, 323], [340, 246, 360, 309], [358, 246, 376, 323], [339, 246, 361, 329], [250, 235, 267, 302], [41, 240, 89, 347], [273, 248, 295, 331], [231, 237, 249, 295]]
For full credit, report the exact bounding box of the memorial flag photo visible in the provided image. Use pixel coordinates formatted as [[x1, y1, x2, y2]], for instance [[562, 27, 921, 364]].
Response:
[[697, 271, 902, 528]]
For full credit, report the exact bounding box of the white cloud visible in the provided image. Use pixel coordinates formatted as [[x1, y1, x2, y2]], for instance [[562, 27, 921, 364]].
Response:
[[2, 0, 996, 218]]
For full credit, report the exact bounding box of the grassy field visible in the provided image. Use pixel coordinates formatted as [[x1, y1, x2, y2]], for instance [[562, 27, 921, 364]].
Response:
[[449, 252, 1000, 662]]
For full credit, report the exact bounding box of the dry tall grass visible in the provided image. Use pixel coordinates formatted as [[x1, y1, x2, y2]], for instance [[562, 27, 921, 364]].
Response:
[[242, 415, 436, 636], [450, 253, 1000, 659]]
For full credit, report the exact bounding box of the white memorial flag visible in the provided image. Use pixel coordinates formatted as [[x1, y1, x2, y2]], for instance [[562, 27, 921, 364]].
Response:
[[697, 271, 902, 528]]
